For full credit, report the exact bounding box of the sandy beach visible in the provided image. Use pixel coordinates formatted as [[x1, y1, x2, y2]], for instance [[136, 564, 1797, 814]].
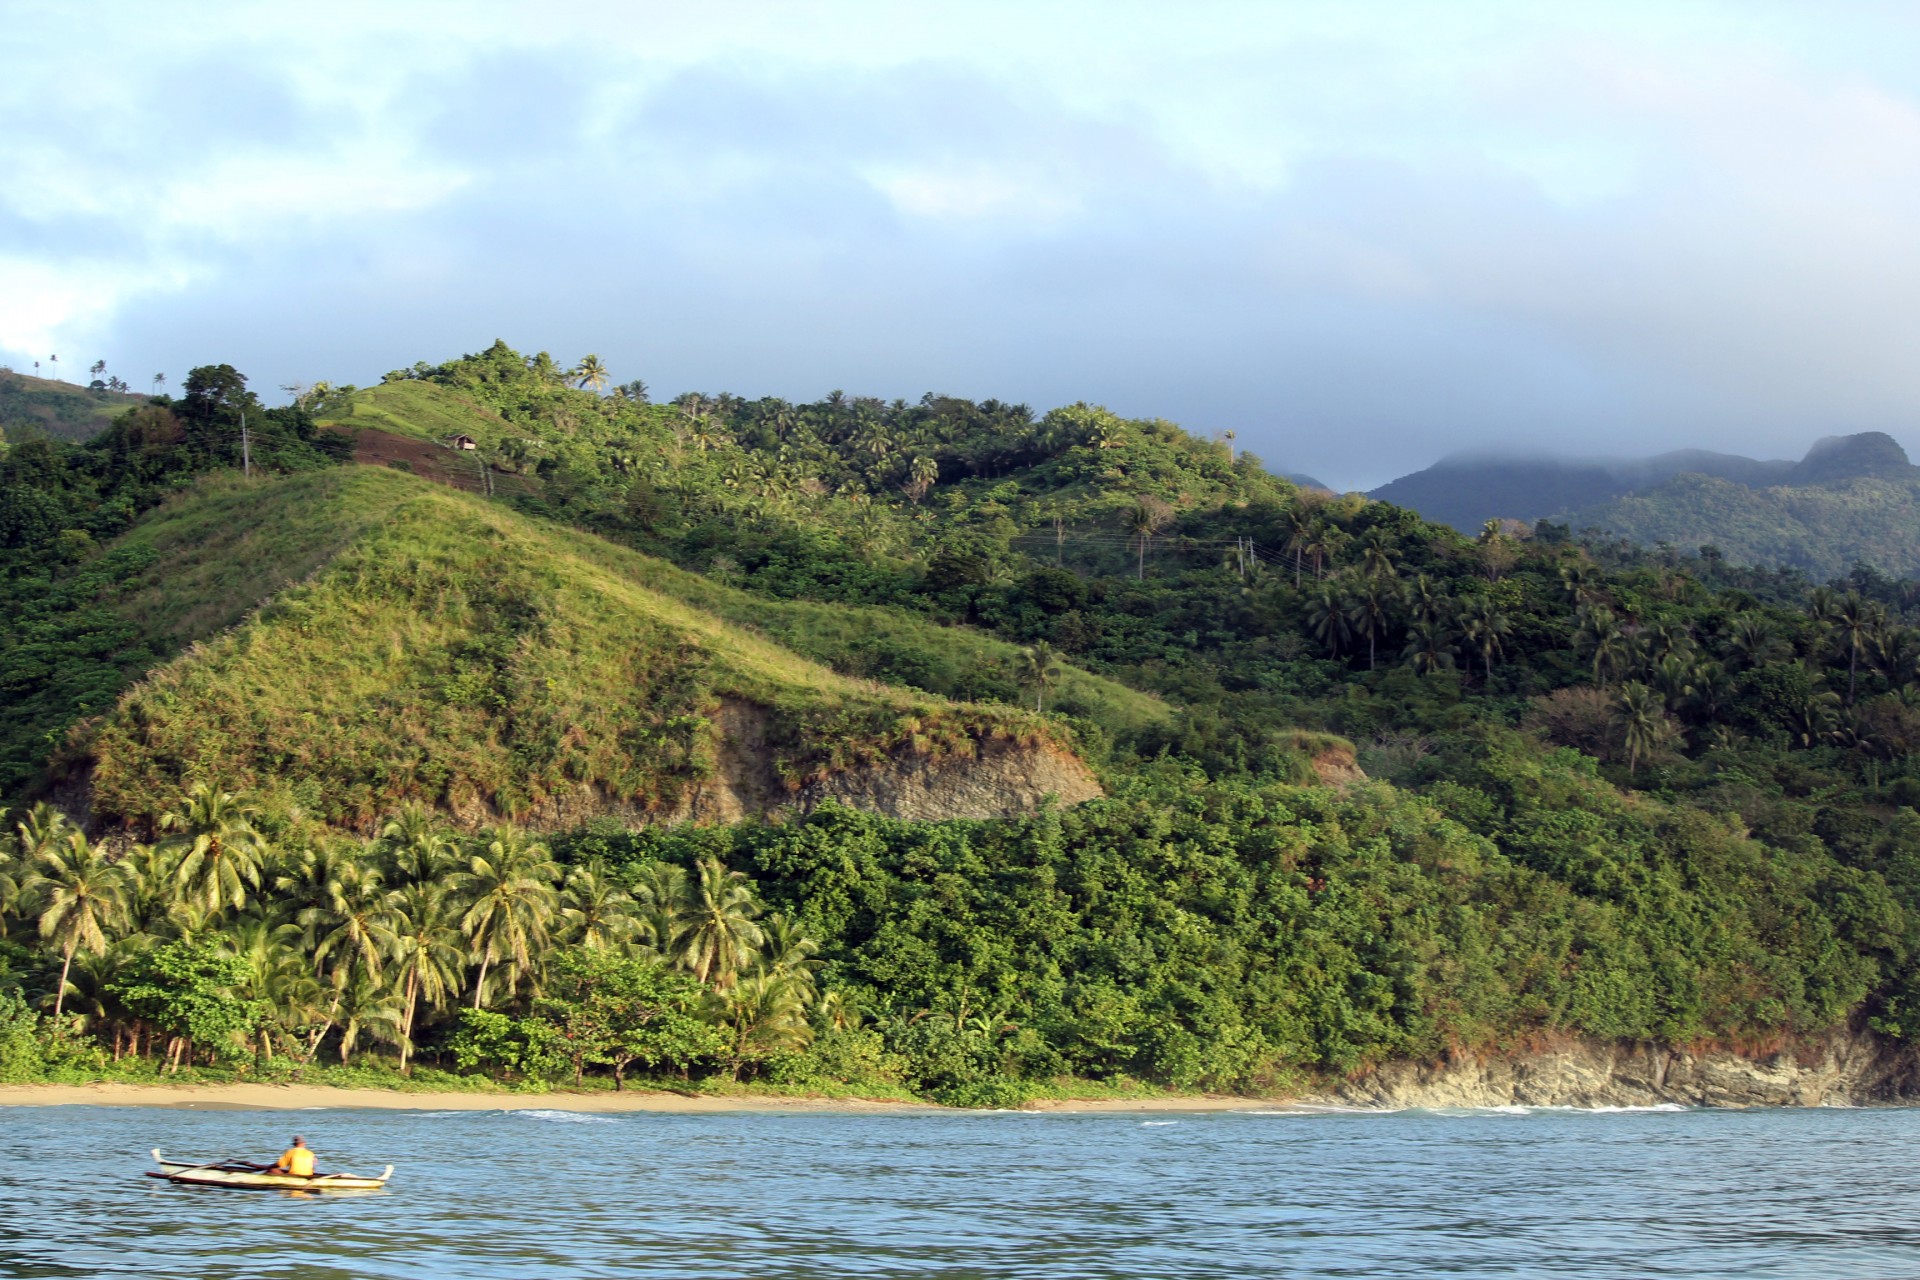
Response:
[[0, 1081, 1279, 1113]]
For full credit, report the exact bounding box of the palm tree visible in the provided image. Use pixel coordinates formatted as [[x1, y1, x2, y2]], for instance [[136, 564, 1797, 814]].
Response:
[[573, 355, 609, 393], [1721, 613, 1783, 672], [631, 862, 690, 956], [1020, 642, 1063, 712], [1305, 583, 1352, 658], [299, 854, 394, 989], [379, 803, 459, 885], [1832, 591, 1881, 705], [559, 861, 639, 950], [1357, 529, 1397, 580], [1345, 578, 1400, 670], [158, 783, 268, 918], [1576, 606, 1628, 685], [32, 831, 128, 1020], [673, 858, 764, 989], [1402, 619, 1458, 675], [906, 455, 938, 503], [1127, 497, 1174, 580], [1614, 681, 1666, 773], [385, 883, 465, 1074], [1404, 574, 1448, 626], [455, 826, 560, 1008], [1281, 508, 1316, 587], [1460, 599, 1512, 681]]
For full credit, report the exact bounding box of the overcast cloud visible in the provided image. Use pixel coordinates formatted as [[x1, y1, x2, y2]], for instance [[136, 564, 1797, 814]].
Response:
[[6, 1, 1920, 487]]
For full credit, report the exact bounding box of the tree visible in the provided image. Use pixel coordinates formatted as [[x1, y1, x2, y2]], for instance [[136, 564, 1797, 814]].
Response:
[[1127, 496, 1174, 580], [109, 940, 261, 1071], [1020, 642, 1063, 712], [535, 949, 719, 1087], [573, 355, 609, 393], [386, 882, 465, 1074], [32, 831, 128, 1021], [673, 858, 764, 989], [1832, 591, 1881, 705], [1614, 681, 1667, 774], [455, 826, 560, 1008], [906, 456, 938, 503], [1305, 583, 1352, 658], [559, 860, 639, 951], [1402, 619, 1458, 675], [1459, 599, 1512, 681], [158, 783, 268, 918], [1345, 578, 1400, 670]]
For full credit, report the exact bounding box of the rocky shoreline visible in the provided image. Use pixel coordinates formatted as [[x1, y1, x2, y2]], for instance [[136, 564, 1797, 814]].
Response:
[[1318, 1026, 1920, 1109]]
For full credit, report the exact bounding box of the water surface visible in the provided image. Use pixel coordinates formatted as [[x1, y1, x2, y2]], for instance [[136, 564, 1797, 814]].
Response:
[[3, 1103, 1918, 1277]]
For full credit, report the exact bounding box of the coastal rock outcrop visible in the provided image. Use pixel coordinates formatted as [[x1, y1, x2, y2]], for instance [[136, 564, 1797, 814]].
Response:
[[1316, 1027, 1920, 1109]]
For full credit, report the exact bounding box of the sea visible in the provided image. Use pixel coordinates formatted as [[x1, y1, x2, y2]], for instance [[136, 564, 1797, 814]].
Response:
[[2, 1103, 1918, 1278]]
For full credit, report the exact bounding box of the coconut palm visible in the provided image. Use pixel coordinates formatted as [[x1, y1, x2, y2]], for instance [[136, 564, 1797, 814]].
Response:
[[379, 803, 459, 885], [299, 853, 394, 988], [1614, 681, 1667, 773], [631, 861, 691, 956], [673, 858, 764, 989], [1459, 599, 1512, 681], [906, 455, 938, 503], [1020, 641, 1063, 712], [158, 783, 268, 918], [386, 882, 466, 1073], [573, 355, 609, 393], [33, 831, 129, 1020], [1345, 578, 1401, 670], [455, 826, 560, 1008], [1402, 619, 1457, 675], [1127, 496, 1174, 580], [1721, 613, 1785, 672], [559, 860, 639, 951], [1831, 591, 1882, 705], [1305, 583, 1352, 658]]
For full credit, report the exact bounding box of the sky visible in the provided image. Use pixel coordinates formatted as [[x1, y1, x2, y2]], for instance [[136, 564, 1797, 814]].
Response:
[[6, 1, 1920, 489]]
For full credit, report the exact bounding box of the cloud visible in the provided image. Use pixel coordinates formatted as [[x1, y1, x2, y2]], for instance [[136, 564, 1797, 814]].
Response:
[[7, 3, 1920, 486]]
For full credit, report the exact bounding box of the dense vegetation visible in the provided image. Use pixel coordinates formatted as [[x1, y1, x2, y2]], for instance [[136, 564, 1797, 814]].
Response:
[[4, 343, 1920, 1099]]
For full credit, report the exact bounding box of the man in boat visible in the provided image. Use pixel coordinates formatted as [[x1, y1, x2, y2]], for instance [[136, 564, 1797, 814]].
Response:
[[266, 1136, 315, 1178]]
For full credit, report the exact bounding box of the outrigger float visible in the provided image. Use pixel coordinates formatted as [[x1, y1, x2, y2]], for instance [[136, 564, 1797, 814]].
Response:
[[147, 1150, 393, 1190]]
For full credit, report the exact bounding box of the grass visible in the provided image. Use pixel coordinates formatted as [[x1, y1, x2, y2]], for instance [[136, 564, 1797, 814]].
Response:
[[314, 382, 515, 451], [82, 468, 1093, 829]]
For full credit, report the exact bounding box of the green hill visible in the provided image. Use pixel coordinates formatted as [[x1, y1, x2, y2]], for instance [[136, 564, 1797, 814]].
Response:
[[66, 467, 1136, 831], [0, 369, 149, 443], [1568, 471, 1920, 579]]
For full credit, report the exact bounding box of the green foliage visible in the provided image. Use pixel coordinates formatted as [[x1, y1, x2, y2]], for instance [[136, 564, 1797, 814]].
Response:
[[109, 940, 263, 1064]]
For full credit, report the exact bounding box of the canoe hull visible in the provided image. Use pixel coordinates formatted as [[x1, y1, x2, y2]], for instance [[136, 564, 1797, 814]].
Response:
[[150, 1151, 392, 1190]]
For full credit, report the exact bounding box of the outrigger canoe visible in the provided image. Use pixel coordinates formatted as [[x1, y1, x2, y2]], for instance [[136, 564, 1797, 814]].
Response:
[[147, 1149, 393, 1190]]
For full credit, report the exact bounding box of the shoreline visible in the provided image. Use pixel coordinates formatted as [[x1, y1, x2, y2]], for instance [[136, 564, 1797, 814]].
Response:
[[0, 1081, 1282, 1114]]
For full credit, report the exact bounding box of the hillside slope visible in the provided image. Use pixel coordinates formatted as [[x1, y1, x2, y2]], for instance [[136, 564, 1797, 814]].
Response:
[[70, 468, 1110, 831], [0, 370, 149, 442]]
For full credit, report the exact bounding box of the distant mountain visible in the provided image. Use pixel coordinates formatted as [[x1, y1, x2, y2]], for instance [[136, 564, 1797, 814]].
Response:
[[1283, 472, 1332, 492], [1369, 431, 1920, 578], [0, 369, 148, 442], [1367, 447, 1807, 532]]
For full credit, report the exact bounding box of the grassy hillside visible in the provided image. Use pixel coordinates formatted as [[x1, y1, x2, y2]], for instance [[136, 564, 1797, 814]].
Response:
[[0, 370, 149, 443], [73, 467, 1140, 829]]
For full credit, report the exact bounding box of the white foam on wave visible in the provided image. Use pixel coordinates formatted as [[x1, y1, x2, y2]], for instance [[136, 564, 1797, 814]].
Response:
[[510, 1109, 617, 1124], [1139, 1120, 1179, 1126]]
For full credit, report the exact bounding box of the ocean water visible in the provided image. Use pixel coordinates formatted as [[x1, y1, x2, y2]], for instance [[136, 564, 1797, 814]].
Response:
[[3, 1103, 1919, 1278]]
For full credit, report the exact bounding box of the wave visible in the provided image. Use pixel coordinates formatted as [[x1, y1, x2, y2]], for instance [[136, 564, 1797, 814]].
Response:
[[1139, 1120, 1179, 1126], [510, 1109, 617, 1124]]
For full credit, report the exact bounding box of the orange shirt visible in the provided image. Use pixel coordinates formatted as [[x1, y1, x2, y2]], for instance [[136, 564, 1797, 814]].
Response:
[[278, 1147, 315, 1177]]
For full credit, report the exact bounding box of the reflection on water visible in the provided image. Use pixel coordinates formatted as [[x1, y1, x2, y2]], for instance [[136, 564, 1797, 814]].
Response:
[[3, 1104, 1920, 1277]]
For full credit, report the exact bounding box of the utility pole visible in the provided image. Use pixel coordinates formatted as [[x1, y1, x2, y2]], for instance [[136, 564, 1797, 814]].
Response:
[[240, 411, 251, 477]]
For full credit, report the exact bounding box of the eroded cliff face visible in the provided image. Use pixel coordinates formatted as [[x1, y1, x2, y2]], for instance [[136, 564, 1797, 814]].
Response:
[[515, 699, 1103, 832], [1315, 1027, 1920, 1109]]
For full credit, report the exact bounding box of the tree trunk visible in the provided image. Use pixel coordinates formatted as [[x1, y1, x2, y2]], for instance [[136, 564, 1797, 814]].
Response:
[[472, 955, 491, 1009], [400, 972, 419, 1076], [53, 938, 75, 1020]]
